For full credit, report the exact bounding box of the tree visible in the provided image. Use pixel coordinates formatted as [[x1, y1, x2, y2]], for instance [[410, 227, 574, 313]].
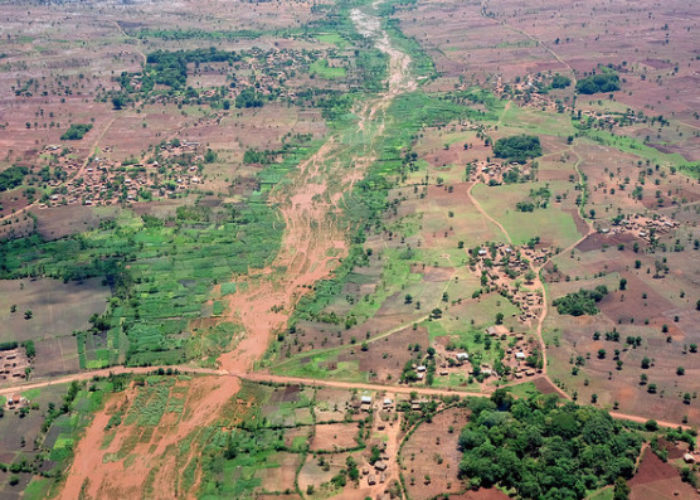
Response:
[[112, 95, 125, 110], [23, 341, 35, 358], [641, 357, 651, 369], [495, 312, 504, 325], [644, 419, 658, 431], [597, 349, 606, 359], [613, 477, 630, 500], [676, 366, 685, 376], [24, 310, 32, 320], [619, 278, 627, 291]]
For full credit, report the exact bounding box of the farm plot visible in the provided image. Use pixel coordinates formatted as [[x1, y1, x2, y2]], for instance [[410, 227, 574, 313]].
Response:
[[400, 406, 470, 498]]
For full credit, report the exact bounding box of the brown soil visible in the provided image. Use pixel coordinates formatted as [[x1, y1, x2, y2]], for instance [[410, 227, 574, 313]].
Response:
[[59, 376, 238, 500], [628, 447, 698, 500], [310, 423, 361, 451]]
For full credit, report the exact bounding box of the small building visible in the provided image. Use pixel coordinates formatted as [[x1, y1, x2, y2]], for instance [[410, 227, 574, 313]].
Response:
[[368, 475, 376, 486], [683, 453, 696, 464], [374, 461, 388, 472], [486, 325, 508, 337], [515, 352, 526, 360], [361, 395, 372, 404], [383, 398, 393, 408], [416, 365, 426, 372], [456, 352, 469, 361]]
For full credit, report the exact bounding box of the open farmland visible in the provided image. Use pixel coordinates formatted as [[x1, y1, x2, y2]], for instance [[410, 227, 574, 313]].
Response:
[[0, 0, 699, 497]]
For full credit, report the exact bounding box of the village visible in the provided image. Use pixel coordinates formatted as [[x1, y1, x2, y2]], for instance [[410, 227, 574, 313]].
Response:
[[33, 140, 206, 209], [597, 212, 679, 243], [0, 347, 30, 383]]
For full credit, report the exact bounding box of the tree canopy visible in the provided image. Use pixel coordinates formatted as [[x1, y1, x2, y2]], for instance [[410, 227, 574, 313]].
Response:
[[553, 285, 608, 316], [493, 135, 542, 163], [576, 72, 620, 94], [459, 394, 642, 498]]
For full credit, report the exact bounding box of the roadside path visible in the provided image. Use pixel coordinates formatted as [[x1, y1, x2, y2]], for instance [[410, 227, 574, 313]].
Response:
[[466, 180, 512, 244], [1, 366, 693, 435]]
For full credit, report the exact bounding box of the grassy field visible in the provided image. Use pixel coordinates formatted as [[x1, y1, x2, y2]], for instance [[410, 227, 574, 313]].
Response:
[[310, 59, 347, 79], [471, 182, 582, 247]]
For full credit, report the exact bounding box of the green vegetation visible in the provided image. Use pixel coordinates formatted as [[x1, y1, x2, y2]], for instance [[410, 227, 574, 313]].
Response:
[[0, 135, 319, 366], [235, 88, 264, 109], [493, 135, 542, 163], [21, 377, 129, 499], [289, 92, 484, 325], [145, 48, 241, 90], [60, 124, 92, 141], [243, 149, 276, 165], [576, 72, 620, 94], [134, 28, 264, 41], [310, 59, 347, 79], [459, 392, 642, 498], [553, 286, 608, 316], [551, 74, 571, 89], [0, 165, 28, 192]]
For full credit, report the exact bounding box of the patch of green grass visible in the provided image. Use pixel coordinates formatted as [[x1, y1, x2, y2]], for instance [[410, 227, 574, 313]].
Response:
[[22, 478, 51, 500], [471, 182, 581, 247], [316, 33, 347, 48], [576, 129, 689, 168], [22, 388, 41, 400], [220, 282, 237, 295], [506, 381, 542, 399], [212, 301, 225, 315], [310, 59, 347, 79], [586, 486, 614, 500]]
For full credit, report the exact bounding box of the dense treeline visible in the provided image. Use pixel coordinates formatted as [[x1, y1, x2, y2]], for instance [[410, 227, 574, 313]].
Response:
[[0, 165, 28, 192], [493, 135, 542, 163], [60, 124, 92, 140], [553, 285, 608, 316], [576, 72, 620, 94], [459, 391, 642, 498], [145, 48, 242, 90]]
